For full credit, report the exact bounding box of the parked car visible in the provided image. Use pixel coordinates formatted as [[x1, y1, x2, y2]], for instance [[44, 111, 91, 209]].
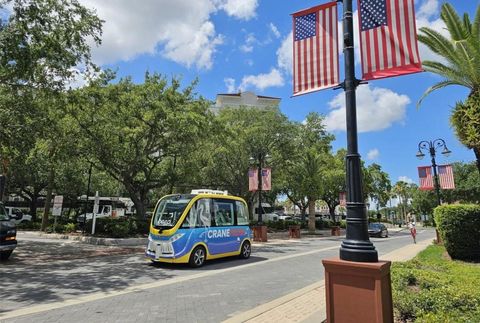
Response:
[[0, 203, 17, 260], [368, 223, 388, 238], [4, 206, 32, 225], [277, 214, 292, 221]]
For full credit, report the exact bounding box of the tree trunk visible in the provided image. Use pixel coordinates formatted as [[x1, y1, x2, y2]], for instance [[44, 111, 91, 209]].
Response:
[[308, 199, 316, 233], [41, 167, 55, 231], [29, 195, 38, 222], [329, 206, 336, 223], [474, 147, 480, 176]]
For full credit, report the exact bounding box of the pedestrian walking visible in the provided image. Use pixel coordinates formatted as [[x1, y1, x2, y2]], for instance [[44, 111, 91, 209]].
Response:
[[408, 221, 417, 244]]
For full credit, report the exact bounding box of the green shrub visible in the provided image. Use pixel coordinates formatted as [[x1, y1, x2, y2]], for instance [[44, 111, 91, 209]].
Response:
[[63, 223, 77, 233], [392, 245, 480, 322], [17, 221, 41, 230], [434, 204, 480, 261]]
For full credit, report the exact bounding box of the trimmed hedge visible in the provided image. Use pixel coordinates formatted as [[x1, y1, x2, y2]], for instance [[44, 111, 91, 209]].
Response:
[[85, 217, 150, 238], [434, 204, 480, 261]]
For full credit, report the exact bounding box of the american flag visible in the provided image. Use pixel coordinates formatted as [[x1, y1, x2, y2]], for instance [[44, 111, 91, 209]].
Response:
[[438, 164, 455, 190], [339, 192, 346, 207], [261, 167, 272, 191], [292, 2, 339, 96], [358, 0, 422, 80], [248, 168, 258, 192], [418, 166, 434, 190]]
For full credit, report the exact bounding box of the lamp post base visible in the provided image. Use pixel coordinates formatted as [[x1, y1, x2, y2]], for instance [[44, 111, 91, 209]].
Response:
[[322, 258, 393, 323], [340, 239, 378, 262]]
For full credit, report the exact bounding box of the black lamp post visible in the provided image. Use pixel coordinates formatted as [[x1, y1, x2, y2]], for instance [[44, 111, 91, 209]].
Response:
[[338, 0, 378, 262], [250, 152, 270, 224], [416, 139, 451, 206]]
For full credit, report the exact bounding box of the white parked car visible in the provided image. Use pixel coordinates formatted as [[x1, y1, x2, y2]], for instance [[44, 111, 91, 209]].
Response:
[[4, 207, 32, 224]]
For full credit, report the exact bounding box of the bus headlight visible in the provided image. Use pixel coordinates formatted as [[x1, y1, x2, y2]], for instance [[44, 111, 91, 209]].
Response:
[[169, 233, 184, 243]]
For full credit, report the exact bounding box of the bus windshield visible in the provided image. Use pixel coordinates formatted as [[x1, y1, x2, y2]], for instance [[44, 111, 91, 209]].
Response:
[[152, 195, 193, 229]]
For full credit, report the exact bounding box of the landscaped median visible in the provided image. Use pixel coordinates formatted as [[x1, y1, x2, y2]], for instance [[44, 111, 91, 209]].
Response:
[[391, 244, 480, 322]]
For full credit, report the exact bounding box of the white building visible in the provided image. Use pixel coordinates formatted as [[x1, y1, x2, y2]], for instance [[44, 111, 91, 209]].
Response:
[[211, 91, 281, 114]]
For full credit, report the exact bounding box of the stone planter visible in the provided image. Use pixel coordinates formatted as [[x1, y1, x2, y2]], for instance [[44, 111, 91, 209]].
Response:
[[331, 226, 341, 236], [288, 225, 301, 239], [252, 225, 268, 242]]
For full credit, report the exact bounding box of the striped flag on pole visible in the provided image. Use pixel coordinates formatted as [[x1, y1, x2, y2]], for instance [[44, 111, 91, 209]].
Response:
[[248, 168, 258, 192], [292, 2, 339, 96], [418, 166, 434, 190], [357, 0, 422, 80], [438, 164, 455, 190]]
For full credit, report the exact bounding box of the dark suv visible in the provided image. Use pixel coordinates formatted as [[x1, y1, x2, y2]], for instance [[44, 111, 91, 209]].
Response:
[[0, 202, 17, 260]]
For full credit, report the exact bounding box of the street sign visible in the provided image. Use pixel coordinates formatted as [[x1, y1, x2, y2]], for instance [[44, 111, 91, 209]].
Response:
[[52, 195, 64, 217]]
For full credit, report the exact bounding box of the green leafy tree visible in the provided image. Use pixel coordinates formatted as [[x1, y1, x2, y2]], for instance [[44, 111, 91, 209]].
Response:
[[68, 73, 212, 218], [417, 3, 480, 174], [441, 161, 480, 203], [319, 150, 346, 223], [281, 113, 334, 232], [0, 0, 102, 89], [364, 163, 392, 214], [451, 93, 480, 174]]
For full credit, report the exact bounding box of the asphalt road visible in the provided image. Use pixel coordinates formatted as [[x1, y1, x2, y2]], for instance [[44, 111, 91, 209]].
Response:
[[0, 228, 435, 323]]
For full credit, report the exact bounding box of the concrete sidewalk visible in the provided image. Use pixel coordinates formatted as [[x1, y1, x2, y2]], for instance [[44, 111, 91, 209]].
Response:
[[224, 238, 433, 323]]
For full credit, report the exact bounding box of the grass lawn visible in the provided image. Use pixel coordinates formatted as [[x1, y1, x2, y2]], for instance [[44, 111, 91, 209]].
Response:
[[392, 244, 480, 322]]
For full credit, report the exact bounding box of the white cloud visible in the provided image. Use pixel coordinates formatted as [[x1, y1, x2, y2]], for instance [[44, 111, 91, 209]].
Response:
[[224, 78, 236, 93], [277, 32, 293, 75], [240, 33, 256, 53], [79, 0, 262, 69], [325, 84, 411, 133], [367, 149, 380, 160], [239, 68, 284, 91], [398, 176, 414, 184], [417, 0, 439, 19], [216, 0, 258, 20], [269, 23, 280, 38]]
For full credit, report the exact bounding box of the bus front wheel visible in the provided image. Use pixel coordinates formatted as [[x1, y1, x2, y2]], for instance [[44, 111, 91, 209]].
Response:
[[239, 241, 251, 259], [189, 246, 206, 268]]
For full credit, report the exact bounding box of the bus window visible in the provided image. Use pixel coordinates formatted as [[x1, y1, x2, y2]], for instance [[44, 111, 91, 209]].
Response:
[[197, 198, 211, 227], [213, 199, 234, 226], [236, 201, 249, 225]]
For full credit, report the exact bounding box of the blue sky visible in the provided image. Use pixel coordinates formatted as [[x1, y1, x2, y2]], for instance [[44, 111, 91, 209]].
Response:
[[78, 0, 478, 186]]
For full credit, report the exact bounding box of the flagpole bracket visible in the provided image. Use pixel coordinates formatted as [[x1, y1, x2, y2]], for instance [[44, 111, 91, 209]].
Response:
[[355, 79, 368, 87], [333, 82, 345, 90]]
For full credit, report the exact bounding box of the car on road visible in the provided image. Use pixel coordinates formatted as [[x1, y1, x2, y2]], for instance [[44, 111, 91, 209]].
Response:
[[4, 206, 32, 225], [368, 222, 388, 238], [0, 203, 17, 260]]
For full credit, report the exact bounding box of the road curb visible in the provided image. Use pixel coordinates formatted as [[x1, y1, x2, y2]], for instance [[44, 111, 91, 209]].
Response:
[[17, 231, 147, 246]]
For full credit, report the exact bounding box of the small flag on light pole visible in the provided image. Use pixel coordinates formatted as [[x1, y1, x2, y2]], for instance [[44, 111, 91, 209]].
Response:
[[261, 168, 272, 191], [357, 0, 422, 80], [418, 166, 434, 190], [248, 168, 258, 192], [438, 164, 455, 190], [292, 2, 339, 96]]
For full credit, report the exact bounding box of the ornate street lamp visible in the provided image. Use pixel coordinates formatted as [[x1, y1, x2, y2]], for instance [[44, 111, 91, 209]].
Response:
[[416, 139, 451, 205]]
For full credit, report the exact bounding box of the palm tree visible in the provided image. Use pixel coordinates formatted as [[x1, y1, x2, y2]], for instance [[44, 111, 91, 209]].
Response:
[[417, 3, 480, 175]]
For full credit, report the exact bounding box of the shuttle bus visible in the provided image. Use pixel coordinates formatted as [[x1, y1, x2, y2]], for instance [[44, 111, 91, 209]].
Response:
[[145, 189, 252, 267]]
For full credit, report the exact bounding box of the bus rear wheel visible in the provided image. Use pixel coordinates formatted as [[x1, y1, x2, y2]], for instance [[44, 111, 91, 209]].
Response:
[[189, 246, 206, 268], [239, 241, 251, 259]]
